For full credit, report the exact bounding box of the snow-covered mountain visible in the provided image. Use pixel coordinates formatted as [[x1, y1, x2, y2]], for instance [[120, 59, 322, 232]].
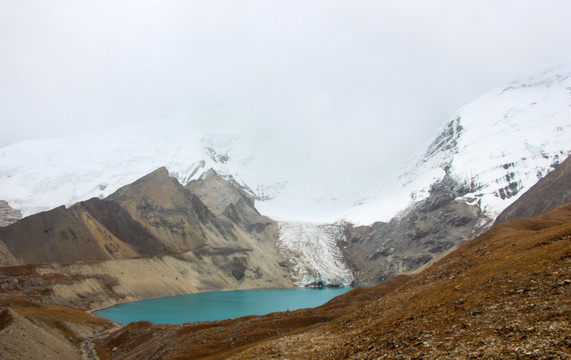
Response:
[[1, 67, 570, 286], [341, 67, 571, 225], [0, 123, 367, 222], [3, 68, 568, 226], [0, 123, 285, 217]]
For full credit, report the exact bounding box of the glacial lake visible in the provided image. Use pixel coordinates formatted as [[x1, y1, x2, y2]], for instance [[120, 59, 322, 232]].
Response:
[[94, 287, 353, 325]]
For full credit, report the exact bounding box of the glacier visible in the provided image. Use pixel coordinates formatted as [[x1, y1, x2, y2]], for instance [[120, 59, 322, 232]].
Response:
[[276, 221, 354, 287]]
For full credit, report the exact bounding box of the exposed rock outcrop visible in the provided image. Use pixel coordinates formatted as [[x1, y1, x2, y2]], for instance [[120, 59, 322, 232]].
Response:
[[186, 168, 256, 215], [341, 175, 491, 285], [0, 200, 21, 227], [186, 168, 278, 245], [494, 155, 571, 224]]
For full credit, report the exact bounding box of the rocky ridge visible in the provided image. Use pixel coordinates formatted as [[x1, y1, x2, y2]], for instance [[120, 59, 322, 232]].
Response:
[[0, 167, 294, 310]]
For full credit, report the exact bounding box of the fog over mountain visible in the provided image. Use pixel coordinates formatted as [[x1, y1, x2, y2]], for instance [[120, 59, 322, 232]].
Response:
[[2, 2, 571, 222], [2, 2, 571, 186], [0, 66, 570, 226]]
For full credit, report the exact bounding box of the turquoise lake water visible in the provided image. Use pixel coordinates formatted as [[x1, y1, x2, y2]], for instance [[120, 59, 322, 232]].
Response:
[[94, 287, 353, 325]]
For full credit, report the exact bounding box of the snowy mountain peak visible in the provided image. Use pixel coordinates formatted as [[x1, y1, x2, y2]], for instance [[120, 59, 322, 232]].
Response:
[[0, 125, 286, 217], [342, 67, 571, 225]]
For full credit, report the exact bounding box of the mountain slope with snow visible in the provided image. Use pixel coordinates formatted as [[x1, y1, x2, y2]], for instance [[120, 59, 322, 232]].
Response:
[[341, 67, 571, 225], [3, 69, 568, 227], [336, 67, 571, 284], [0, 124, 288, 218]]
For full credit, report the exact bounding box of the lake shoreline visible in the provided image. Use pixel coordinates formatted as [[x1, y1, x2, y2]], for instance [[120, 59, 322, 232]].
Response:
[[94, 287, 354, 326]]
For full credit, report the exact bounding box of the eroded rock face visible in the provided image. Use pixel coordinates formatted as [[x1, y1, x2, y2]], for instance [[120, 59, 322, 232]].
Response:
[[0, 204, 136, 264], [341, 175, 492, 285], [186, 168, 256, 215], [0, 200, 21, 227]]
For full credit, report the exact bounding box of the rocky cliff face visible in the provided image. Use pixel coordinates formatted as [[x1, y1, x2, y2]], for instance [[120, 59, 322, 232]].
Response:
[[343, 155, 571, 285], [341, 175, 489, 284], [186, 168, 278, 243]]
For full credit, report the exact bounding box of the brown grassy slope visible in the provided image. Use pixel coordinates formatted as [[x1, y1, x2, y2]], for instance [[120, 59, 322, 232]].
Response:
[[237, 204, 571, 359], [0, 296, 115, 360], [94, 275, 412, 360], [0, 296, 114, 343], [96, 203, 571, 360]]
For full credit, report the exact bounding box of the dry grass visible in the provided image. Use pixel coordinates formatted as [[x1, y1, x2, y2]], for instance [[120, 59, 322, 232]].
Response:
[[1, 296, 113, 345]]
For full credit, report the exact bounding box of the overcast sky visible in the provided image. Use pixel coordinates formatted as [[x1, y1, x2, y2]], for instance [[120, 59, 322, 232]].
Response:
[[1, 0, 571, 174]]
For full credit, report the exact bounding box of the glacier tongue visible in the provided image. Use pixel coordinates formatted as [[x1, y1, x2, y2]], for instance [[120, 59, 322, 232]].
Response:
[[277, 221, 354, 287]]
